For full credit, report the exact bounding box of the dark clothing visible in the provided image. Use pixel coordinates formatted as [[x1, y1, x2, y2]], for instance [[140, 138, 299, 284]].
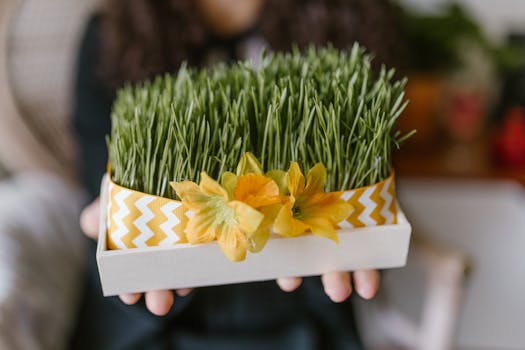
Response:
[[69, 16, 363, 350]]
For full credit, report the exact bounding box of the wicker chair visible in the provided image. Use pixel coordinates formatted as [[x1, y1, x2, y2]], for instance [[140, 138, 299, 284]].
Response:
[[0, 1, 96, 349]]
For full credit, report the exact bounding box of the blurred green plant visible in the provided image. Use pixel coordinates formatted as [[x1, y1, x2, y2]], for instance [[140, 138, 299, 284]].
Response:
[[401, 2, 525, 74], [108, 45, 413, 199]]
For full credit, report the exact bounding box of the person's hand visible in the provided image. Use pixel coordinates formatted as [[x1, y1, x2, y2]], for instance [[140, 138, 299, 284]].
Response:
[[80, 198, 192, 316], [276, 270, 380, 302]]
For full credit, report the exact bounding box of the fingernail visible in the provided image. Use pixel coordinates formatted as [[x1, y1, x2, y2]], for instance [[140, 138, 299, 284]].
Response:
[[176, 288, 192, 297], [119, 293, 140, 305], [277, 277, 302, 292], [325, 285, 351, 303]]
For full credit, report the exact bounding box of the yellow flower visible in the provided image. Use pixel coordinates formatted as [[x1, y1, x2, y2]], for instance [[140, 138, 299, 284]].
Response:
[[273, 162, 352, 242], [171, 172, 264, 262], [221, 153, 283, 253], [233, 173, 281, 208], [171, 153, 349, 259]]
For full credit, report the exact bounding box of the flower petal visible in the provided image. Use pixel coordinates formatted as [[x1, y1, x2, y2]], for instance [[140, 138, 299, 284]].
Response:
[[227, 200, 264, 234], [236, 152, 263, 176], [303, 216, 339, 243], [170, 180, 199, 199], [185, 209, 219, 244], [302, 193, 352, 224], [171, 181, 209, 210], [199, 172, 229, 199], [217, 224, 248, 262], [266, 169, 288, 196], [221, 171, 238, 200], [273, 202, 310, 237], [247, 226, 270, 253], [247, 203, 282, 252], [233, 173, 281, 208], [304, 163, 327, 196], [286, 162, 305, 197]]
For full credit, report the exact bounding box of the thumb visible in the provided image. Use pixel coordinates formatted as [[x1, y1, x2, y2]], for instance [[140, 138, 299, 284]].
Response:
[[80, 198, 101, 240]]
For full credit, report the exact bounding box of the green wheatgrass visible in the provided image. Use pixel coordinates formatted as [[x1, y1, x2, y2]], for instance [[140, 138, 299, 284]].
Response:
[[107, 44, 415, 199]]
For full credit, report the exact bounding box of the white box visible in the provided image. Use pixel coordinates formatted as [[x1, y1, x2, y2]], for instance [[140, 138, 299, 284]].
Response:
[[96, 176, 412, 296]]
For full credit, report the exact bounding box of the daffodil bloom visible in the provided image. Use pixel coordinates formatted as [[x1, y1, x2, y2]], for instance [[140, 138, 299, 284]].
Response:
[[171, 172, 264, 262], [221, 153, 283, 252], [273, 162, 352, 242], [171, 154, 350, 260]]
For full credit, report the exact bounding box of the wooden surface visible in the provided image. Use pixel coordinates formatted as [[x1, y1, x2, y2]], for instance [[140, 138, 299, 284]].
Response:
[[394, 134, 525, 186]]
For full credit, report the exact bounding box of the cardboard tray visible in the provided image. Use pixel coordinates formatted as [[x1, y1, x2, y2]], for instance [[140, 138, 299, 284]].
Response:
[[96, 176, 412, 296]]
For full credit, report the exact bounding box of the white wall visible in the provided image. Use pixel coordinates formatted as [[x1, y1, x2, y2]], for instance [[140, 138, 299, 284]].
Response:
[[402, 0, 525, 41], [394, 180, 525, 349]]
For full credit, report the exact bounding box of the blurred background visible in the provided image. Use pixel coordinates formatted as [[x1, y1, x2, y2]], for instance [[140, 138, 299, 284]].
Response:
[[0, 0, 524, 349]]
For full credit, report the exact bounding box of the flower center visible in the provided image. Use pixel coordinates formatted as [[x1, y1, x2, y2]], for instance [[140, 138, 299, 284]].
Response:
[[292, 205, 302, 220], [210, 196, 238, 226]]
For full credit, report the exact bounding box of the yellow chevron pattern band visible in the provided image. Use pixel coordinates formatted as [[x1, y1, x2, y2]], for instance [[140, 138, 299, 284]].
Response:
[[107, 180, 188, 250], [106, 173, 397, 250], [339, 173, 397, 229]]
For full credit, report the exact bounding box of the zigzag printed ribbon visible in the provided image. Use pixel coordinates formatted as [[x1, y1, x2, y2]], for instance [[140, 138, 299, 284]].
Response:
[[338, 173, 397, 229], [106, 173, 397, 250], [106, 180, 189, 250]]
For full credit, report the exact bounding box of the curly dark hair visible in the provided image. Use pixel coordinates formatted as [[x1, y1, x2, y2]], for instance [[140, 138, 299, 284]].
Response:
[[101, 0, 207, 87], [261, 0, 406, 70], [101, 0, 406, 87]]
